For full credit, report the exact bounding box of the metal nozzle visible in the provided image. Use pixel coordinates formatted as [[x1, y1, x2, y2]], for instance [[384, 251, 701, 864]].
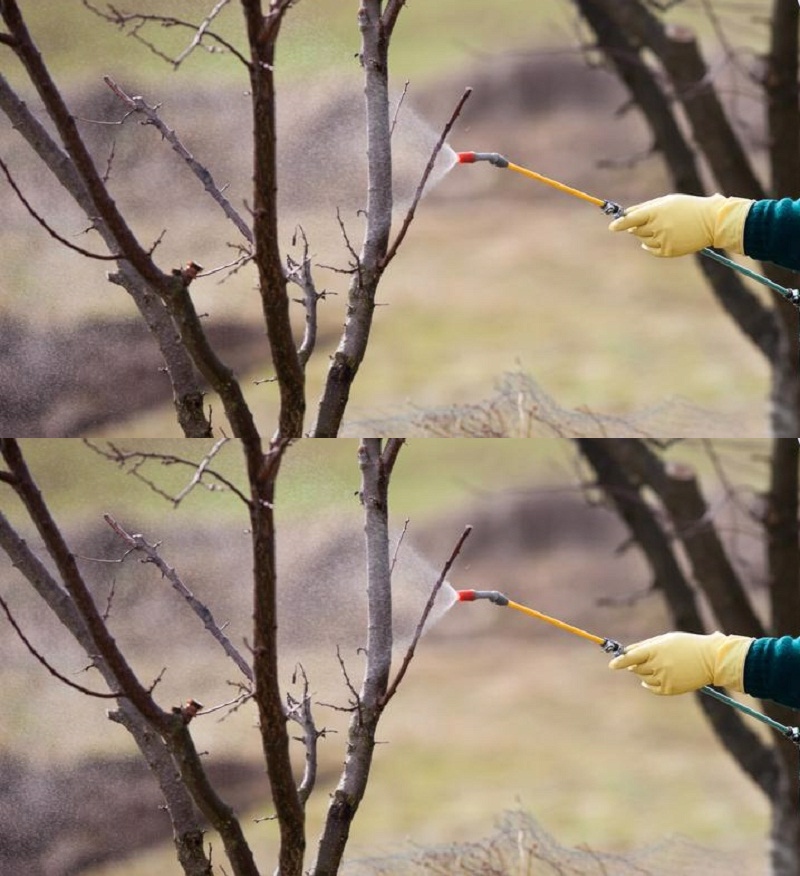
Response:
[[457, 589, 509, 606], [601, 200, 624, 217], [457, 151, 509, 168]]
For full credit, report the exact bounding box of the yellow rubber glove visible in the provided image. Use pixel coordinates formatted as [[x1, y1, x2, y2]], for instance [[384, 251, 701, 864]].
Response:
[[608, 631, 753, 695], [608, 193, 753, 257]]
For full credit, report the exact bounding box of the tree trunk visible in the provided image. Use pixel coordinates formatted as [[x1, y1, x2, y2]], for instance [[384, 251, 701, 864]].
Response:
[[312, 439, 396, 875], [312, 1, 394, 436]]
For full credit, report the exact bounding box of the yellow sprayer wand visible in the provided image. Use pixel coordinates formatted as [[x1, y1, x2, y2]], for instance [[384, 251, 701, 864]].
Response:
[[456, 150, 800, 309], [456, 588, 621, 653], [457, 151, 621, 215], [457, 588, 800, 746]]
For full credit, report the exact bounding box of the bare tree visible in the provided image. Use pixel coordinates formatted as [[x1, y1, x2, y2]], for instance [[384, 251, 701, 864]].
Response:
[[0, 436, 471, 875], [570, 0, 800, 436], [0, 2, 467, 438], [575, 438, 800, 875]]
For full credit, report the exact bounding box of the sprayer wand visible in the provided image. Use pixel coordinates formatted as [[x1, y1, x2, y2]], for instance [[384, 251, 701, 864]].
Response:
[[457, 589, 800, 746], [457, 589, 623, 654], [457, 151, 800, 310]]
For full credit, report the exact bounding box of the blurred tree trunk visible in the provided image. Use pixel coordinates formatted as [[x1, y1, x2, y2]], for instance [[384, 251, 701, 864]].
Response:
[[571, 0, 800, 436], [576, 438, 800, 876]]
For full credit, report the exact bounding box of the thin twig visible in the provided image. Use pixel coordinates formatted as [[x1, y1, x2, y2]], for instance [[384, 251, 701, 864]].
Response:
[[287, 663, 322, 806], [173, 436, 230, 504], [0, 591, 123, 699], [174, 0, 232, 67], [83, 439, 250, 506], [389, 518, 410, 576], [0, 156, 122, 260], [103, 514, 254, 683], [287, 226, 325, 368], [334, 207, 363, 287], [382, 524, 473, 707], [103, 76, 254, 244], [81, 1, 250, 68], [389, 80, 410, 137], [334, 644, 361, 721], [198, 689, 254, 717], [380, 87, 472, 271]]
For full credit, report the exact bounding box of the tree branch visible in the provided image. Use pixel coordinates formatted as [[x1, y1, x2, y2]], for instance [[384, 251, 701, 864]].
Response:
[[103, 76, 254, 245], [382, 0, 407, 38], [84, 438, 251, 507], [0, 72, 213, 437], [103, 514, 254, 683], [765, 438, 800, 636], [381, 87, 472, 271], [0, 156, 122, 259], [0, 591, 123, 698], [382, 524, 472, 707], [241, 0, 306, 440], [576, 0, 778, 345], [82, 0, 250, 68], [311, 0, 394, 437], [287, 226, 325, 369], [1, 0, 173, 293], [287, 664, 324, 807], [0, 439, 171, 730], [0, 509, 214, 875], [606, 439, 765, 638], [312, 438, 397, 876], [380, 437, 405, 477], [247, 434, 305, 876]]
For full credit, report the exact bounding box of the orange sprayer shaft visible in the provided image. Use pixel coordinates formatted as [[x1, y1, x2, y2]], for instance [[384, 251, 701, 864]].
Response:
[[506, 600, 606, 646], [457, 589, 622, 653], [505, 162, 606, 208]]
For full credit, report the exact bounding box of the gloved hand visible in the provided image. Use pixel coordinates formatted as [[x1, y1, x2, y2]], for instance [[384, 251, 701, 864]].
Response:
[[608, 193, 753, 257], [608, 631, 753, 695]]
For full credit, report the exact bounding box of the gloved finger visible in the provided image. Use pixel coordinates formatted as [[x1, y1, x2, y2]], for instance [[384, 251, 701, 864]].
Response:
[[640, 680, 666, 695], [608, 199, 661, 231], [608, 212, 643, 233], [640, 243, 668, 257], [628, 663, 657, 677], [609, 648, 648, 670], [628, 224, 656, 238]]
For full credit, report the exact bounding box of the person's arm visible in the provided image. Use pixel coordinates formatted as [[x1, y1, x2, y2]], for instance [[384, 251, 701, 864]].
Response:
[[743, 199, 800, 271], [743, 636, 800, 709]]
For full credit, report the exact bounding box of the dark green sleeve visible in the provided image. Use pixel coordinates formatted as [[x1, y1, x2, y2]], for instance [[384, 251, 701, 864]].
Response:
[[743, 636, 800, 709], [743, 199, 800, 271]]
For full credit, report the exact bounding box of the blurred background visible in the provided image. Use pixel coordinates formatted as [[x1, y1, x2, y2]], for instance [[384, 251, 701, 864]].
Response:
[[0, 1, 773, 437], [0, 438, 772, 873]]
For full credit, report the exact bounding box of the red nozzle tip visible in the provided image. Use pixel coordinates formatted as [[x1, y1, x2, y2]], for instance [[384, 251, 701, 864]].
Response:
[[456, 590, 476, 601], [457, 152, 476, 164]]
